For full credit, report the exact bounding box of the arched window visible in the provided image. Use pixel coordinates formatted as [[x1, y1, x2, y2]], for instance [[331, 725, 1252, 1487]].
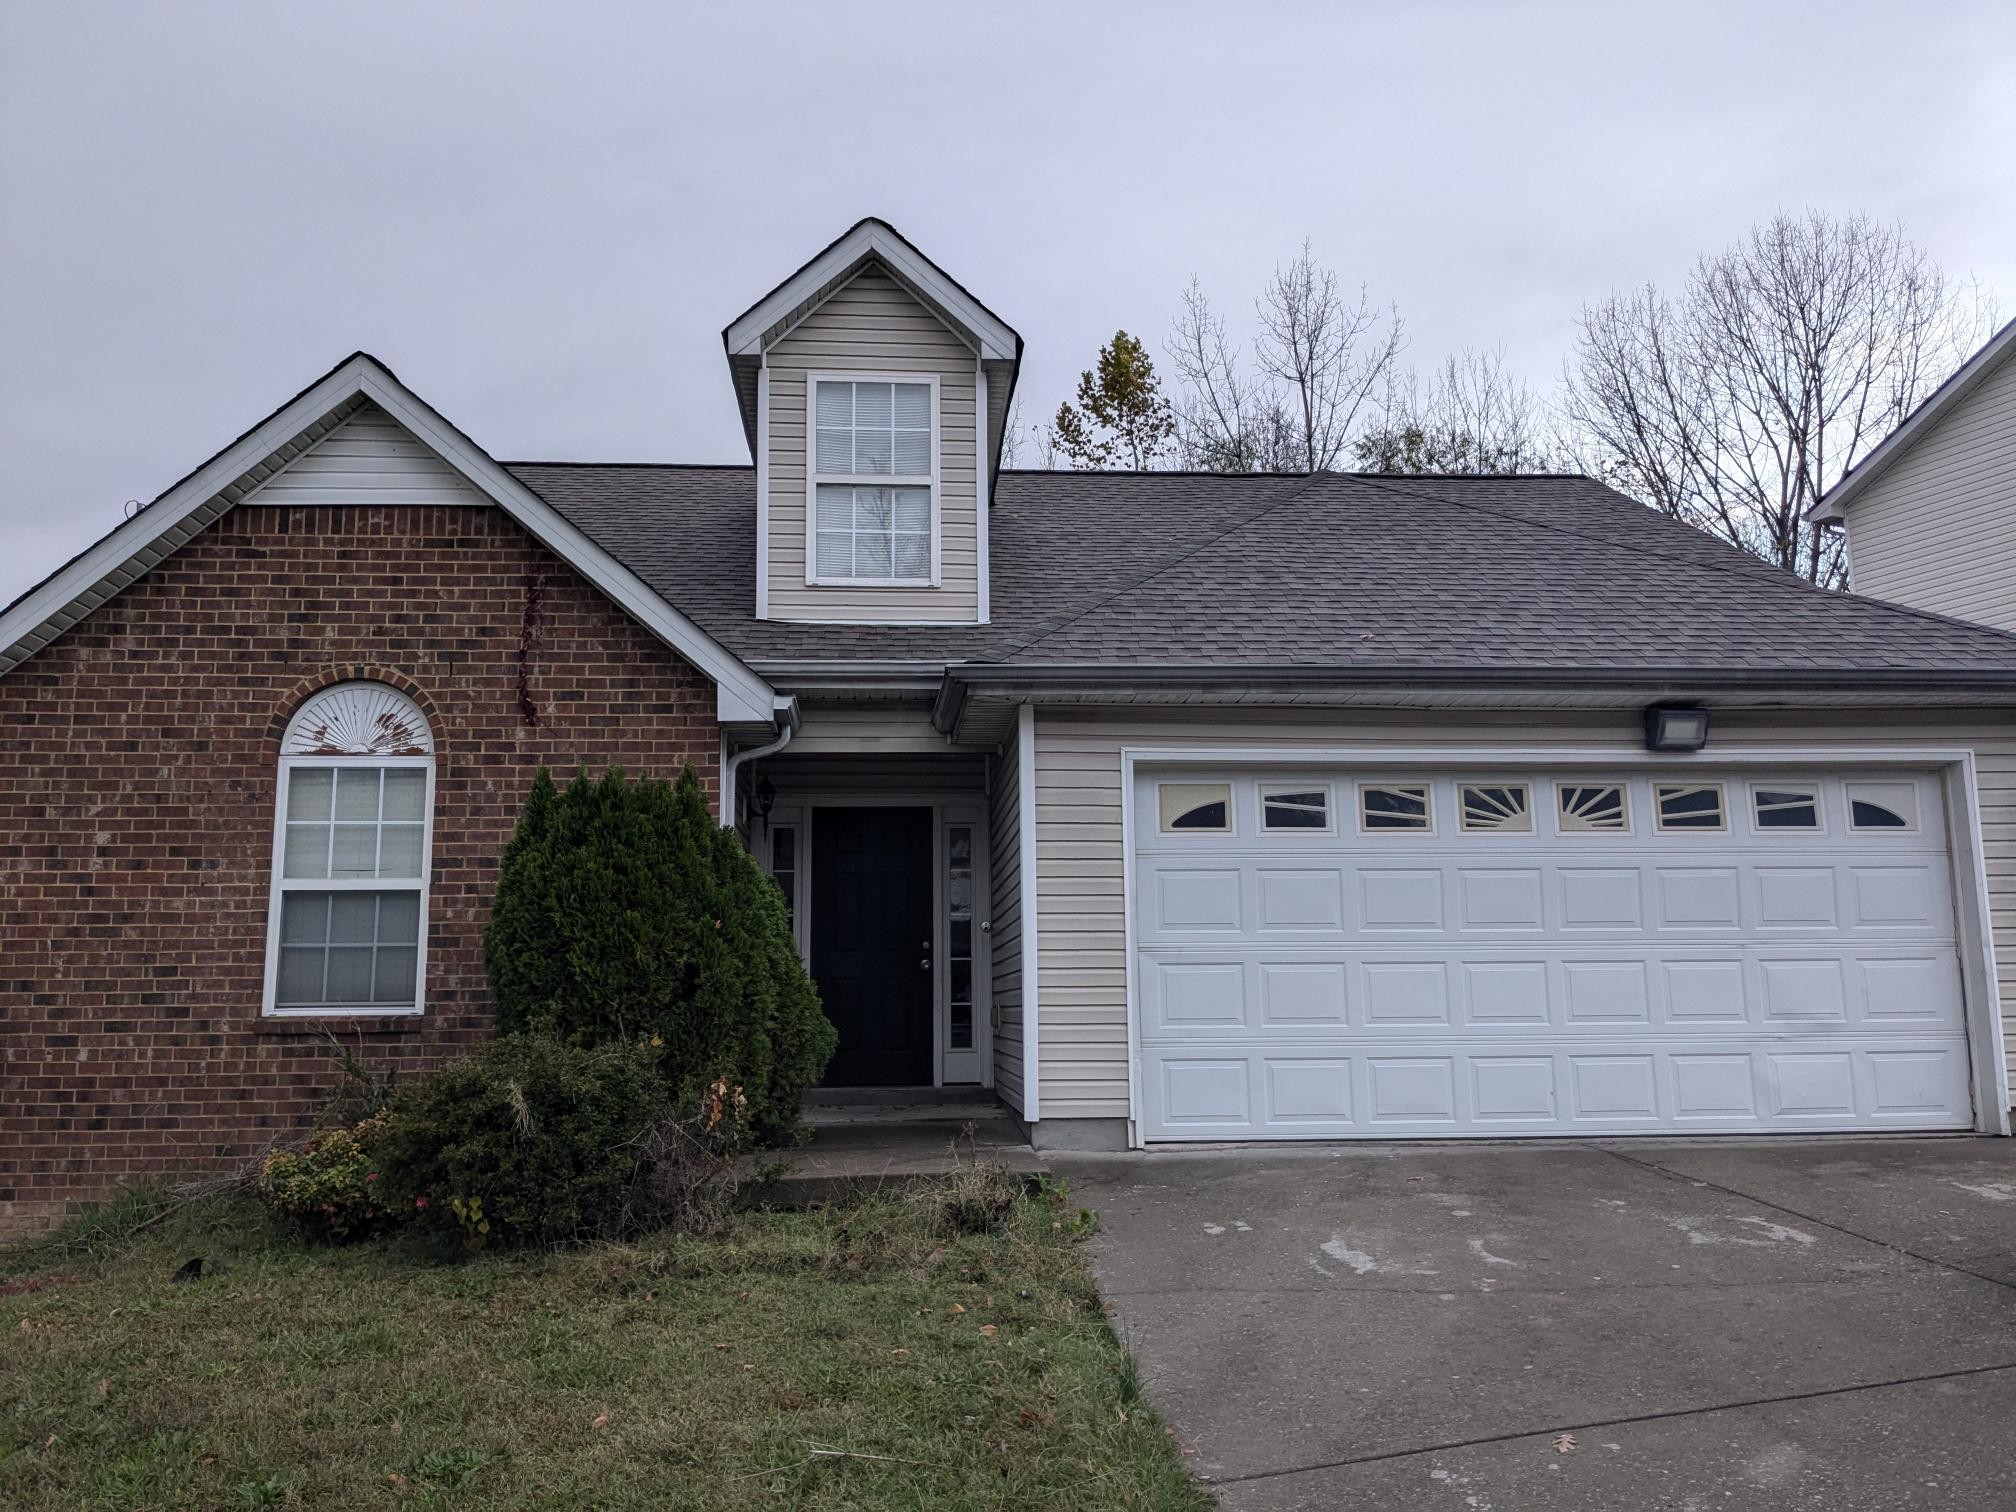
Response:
[[264, 683, 434, 1015]]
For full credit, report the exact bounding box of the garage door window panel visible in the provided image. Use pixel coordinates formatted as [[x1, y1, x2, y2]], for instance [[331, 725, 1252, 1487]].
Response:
[[1752, 786, 1820, 831], [1558, 783, 1629, 833], [1361, 784, 1432, 833], [1846, 782, 1918, 832], [1460, 783, 1533, 833], [1159, 782, 1233, 835], [1261, 785, 1332, 833], [1655, 783, 1727, 833]]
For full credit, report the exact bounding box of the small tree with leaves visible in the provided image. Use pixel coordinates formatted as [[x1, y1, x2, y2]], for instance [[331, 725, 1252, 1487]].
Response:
[[484, 765, 834, 1145], [1048, 330, 1176, 469]]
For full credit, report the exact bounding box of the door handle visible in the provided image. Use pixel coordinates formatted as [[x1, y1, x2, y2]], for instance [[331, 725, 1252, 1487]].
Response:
[[920, 957, 931, 972]]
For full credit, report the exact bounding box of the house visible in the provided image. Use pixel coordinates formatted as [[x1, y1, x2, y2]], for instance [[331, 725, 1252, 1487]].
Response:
[[7, 219, 2016, 1235], [1809, 315, 2016, 634]]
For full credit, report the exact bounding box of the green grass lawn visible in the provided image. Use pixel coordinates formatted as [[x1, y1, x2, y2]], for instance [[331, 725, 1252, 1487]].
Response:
[[1, 1175, 1210, 1511]]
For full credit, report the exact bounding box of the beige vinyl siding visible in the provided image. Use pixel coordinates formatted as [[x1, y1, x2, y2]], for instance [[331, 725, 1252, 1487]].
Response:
[[1845, 350, 2016, 632], [1030, 704, 2016, 1122], [243, 403, 486, 507], [766, 268, 980, 623], [989, 741, 1026, 1112], [788, 701, 953, 757]]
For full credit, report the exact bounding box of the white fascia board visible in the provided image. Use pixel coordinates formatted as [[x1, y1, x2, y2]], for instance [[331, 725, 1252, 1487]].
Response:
[[1, 354, 783, 729], [724, 221, 1018, 362], [1808, 314, 2016, 524], [0, 359, 371, 676]]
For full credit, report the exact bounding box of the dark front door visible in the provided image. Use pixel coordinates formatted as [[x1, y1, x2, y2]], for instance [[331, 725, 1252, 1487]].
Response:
[[811, 806, 934, 1086]]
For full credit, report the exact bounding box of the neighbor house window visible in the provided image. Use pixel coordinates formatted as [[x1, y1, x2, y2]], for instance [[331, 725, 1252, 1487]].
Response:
[[811, 377, 935, 583], [265, 683, 433, 1015]]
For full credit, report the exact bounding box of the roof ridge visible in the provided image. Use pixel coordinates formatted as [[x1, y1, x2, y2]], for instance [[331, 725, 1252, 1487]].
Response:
[[504, 460, 753, 471]]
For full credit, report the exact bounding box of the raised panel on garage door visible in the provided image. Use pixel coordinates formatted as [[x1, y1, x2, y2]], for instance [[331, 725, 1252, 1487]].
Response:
[[1132, 767, 1974, 1140]]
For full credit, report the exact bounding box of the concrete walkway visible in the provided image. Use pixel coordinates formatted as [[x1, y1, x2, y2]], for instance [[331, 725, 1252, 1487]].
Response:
[[1059, 1138, 2016, 1510]]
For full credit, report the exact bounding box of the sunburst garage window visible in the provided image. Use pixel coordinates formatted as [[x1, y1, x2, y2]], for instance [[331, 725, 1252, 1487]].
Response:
[[812, 378, 934, 583]]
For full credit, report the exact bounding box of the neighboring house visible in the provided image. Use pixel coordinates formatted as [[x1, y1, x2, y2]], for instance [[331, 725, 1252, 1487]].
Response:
[[7, 220, 2016, 1234], [1810, 315, 2016, 633]]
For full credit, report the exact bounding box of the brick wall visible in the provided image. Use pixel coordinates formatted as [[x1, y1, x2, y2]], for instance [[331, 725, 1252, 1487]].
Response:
[[0, 504, 723, 1236]]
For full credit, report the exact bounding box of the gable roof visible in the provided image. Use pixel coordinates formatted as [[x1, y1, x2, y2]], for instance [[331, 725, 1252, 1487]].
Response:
[[510, 463, 2016, 688], [0, 354, 784, 728], [719, 218, 1024, 470], [1809, 314, 2016, 524]]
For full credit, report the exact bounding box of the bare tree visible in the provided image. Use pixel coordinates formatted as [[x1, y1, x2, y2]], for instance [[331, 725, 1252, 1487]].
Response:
[[998, 395, 1027, 468], [1562, 210, 1995, 586], [1257, 242, 1406, 471], [1355, 347, 1560, 474], [1166, 246, 1404, 472]]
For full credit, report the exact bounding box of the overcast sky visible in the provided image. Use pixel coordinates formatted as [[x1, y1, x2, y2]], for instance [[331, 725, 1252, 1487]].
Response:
[[2, 0, 2012, 603]]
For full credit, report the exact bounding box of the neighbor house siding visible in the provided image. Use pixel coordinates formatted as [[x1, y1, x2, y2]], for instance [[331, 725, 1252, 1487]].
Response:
[[1844, 351, 2016, 633], [242, 403, 488, 508], [1029, 705, 2016, 1123], [764, 268, 981, 623], [988, 739, 1026, 1113], [0, 504, 721, 1237]]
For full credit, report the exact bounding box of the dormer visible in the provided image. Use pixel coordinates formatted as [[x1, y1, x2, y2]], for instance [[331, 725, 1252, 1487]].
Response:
[[724, 220, 1022, 625]]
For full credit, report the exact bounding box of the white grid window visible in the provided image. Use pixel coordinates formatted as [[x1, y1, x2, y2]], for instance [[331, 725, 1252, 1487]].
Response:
[[811, 378, 934, 583], [267, 684, 432, 1015]]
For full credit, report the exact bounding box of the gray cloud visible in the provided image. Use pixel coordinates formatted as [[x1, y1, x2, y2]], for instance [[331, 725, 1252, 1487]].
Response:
[[3, 0, 2011, 600]]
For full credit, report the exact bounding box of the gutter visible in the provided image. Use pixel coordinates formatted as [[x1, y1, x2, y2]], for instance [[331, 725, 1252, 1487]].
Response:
[[933, 663, 2016, 734], [721, 698, 801, 826]]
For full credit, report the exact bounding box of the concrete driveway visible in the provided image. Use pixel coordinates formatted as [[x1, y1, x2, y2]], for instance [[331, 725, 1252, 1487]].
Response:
[[1060, 1139, 2016, 1510]]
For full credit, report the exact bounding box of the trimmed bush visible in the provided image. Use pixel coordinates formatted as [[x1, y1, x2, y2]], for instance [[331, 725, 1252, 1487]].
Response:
[[484, 765, 834, 1145], [369, 1035, 667, 1248], [256, 1120, 396, 1243]]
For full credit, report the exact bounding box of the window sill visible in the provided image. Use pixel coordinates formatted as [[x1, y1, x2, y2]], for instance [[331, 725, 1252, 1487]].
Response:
[[253, 1014, 425, 1037], [805, 578, 941, 590]]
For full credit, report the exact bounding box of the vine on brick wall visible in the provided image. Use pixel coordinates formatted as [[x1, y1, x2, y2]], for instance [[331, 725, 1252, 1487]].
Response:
[[516, 573, 544, 727]]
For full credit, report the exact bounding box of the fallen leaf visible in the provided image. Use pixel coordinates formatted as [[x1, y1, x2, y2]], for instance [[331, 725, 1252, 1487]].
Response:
[[979, 1324, 998, 1338], [95, 1378, 110, 1399], [44, 1434, 58, 1449], [949, 1303, 966, 1315], [890, 1348, 910, 1358], [592, 1413, 611, 1431], [385, 1473, 406, 1487], [713, 1343, 731, 1352], [1554, 1433, 1578, 1453]]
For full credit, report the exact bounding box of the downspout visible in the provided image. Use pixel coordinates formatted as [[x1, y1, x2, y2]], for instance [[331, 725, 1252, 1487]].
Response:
[[721, 700, 800, 828]]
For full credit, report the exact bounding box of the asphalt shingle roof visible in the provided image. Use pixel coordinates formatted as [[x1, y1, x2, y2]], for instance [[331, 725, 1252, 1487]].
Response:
[[504, 463, 2016, 677]]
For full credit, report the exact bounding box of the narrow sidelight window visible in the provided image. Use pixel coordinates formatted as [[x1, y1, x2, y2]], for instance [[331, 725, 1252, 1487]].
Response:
[[811, 377, 935, 583], [266, 683, 433, 1015], [946, 823, 976, 1052]]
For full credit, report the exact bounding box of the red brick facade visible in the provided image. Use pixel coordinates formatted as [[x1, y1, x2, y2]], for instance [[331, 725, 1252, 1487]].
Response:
[[0, 504, 723, 1236]]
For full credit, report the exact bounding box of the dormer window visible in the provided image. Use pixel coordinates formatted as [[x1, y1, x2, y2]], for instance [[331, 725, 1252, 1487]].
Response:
[[810, 376, 937, 584]]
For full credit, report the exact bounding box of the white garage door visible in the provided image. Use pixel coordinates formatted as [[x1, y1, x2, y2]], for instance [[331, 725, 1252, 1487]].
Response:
[[1134, 767, 1975, 1139]]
